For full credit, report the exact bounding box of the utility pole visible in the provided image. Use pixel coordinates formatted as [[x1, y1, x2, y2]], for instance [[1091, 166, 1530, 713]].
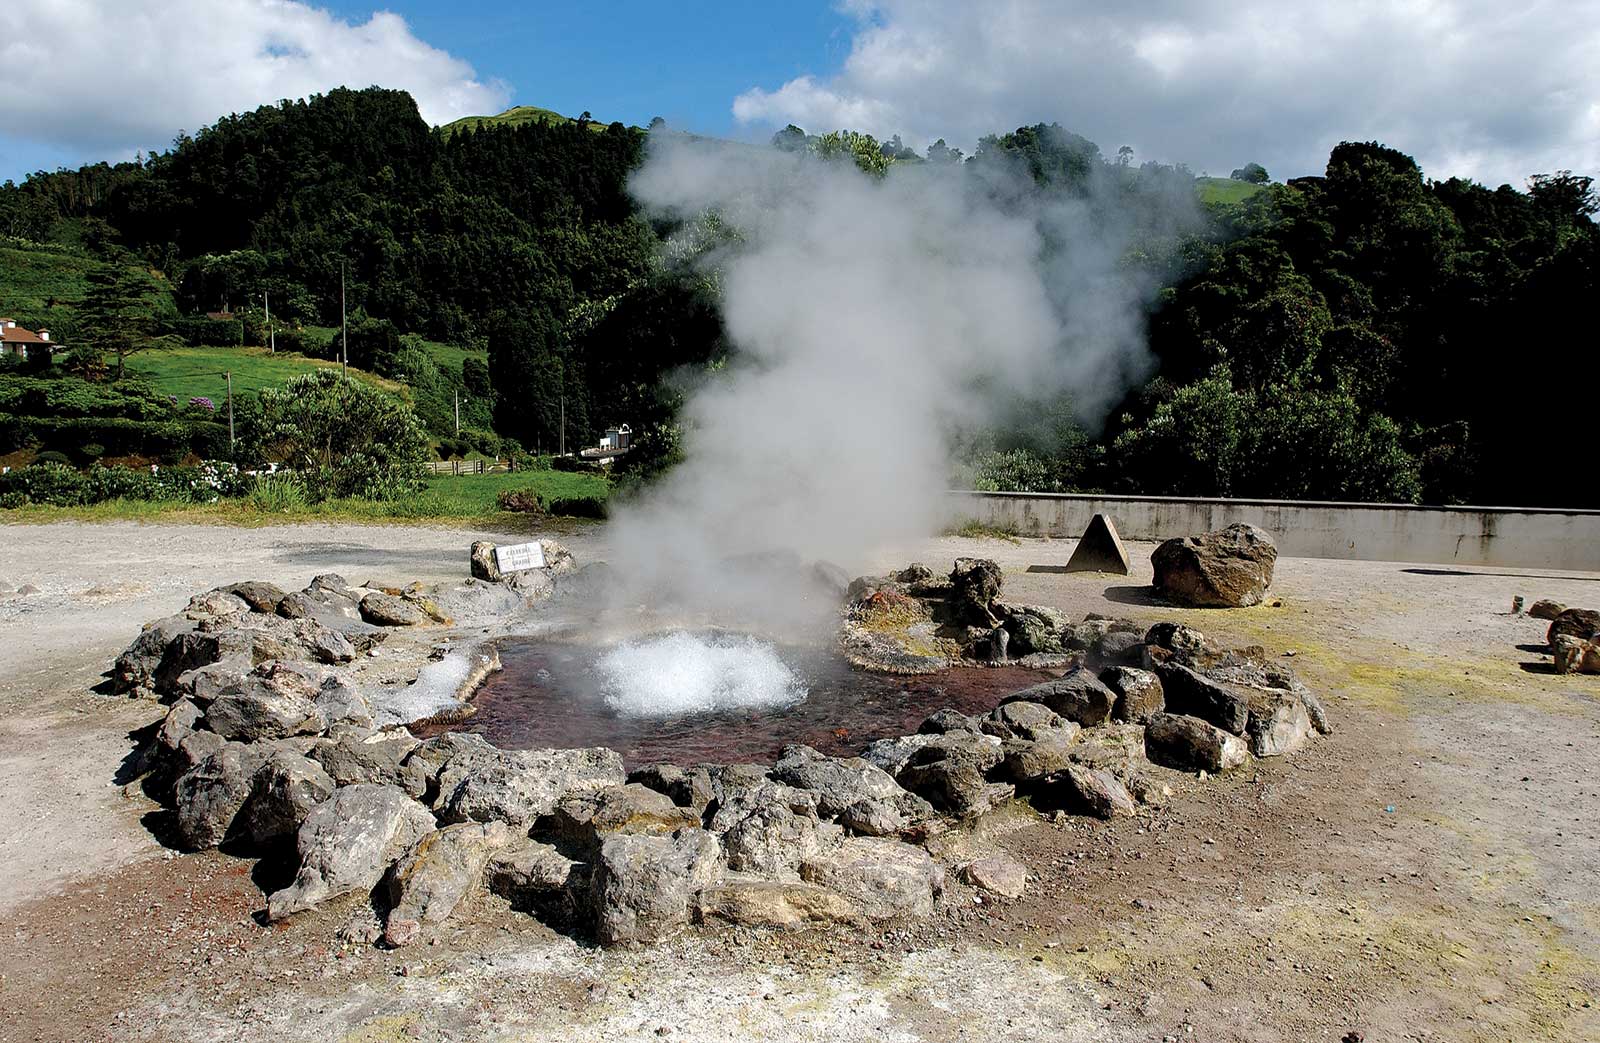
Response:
[[264, 291, 274, 354], [559, 397, 565, 456], [340, 261, 348, 379], [454, 389, 461, 436], [225, 370, 234, 451]]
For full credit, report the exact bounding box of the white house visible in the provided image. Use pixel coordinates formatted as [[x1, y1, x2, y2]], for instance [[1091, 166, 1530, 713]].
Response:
[[0, 318, 53, 360]]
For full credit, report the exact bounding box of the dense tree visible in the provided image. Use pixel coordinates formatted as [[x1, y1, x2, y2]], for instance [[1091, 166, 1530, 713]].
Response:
[[1230, 162, 1269, 183]]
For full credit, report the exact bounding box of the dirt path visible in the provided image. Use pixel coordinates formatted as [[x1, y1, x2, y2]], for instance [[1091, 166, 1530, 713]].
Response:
[[1, 522, 1597, 1042]]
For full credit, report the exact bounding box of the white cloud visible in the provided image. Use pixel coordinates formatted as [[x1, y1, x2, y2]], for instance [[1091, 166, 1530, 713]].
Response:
[[732, 0, 1600, 186], [0, 0, 509, 157]]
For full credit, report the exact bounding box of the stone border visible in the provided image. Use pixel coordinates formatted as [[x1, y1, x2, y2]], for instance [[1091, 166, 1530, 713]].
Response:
[[117, 548, 1329, 948]]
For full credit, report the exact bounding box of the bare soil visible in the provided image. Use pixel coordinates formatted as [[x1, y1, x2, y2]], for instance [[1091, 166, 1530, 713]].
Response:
[[1, 522, 1597, 1043]]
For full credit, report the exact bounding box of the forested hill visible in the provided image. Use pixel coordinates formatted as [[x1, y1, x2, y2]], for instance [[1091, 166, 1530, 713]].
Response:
[[2, 87, 1596, 506]]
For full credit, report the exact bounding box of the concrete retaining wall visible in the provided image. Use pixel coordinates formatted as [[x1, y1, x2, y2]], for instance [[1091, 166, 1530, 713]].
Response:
[[951, 492, 1600, 571]]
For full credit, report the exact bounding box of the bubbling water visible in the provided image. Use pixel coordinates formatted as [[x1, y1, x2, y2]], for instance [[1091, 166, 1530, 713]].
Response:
[[595, 631, 807, 717]]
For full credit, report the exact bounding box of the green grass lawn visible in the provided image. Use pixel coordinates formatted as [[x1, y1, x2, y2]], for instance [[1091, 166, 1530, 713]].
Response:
[[125, 345, 404, 403], [418, 469, 608, 513], [1195, 176, 1267, 206]]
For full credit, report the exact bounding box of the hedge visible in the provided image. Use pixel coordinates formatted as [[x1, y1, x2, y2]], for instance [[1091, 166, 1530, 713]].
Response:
[[0, 412, 229, 460], [158, 317, 245, 347]]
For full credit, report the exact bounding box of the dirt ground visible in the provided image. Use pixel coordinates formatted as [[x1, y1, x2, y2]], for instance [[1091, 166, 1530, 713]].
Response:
[[1, 521, 1597, 1043]]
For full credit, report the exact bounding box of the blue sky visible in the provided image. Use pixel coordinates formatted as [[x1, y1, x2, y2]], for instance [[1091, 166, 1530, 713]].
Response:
[[2, 1, 1596, 188]]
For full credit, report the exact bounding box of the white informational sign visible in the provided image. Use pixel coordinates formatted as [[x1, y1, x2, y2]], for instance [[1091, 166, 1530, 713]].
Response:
[[494, 541, 547, 573]]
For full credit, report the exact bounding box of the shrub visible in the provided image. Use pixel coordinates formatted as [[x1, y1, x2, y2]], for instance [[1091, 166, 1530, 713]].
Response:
[[548, 495, 607, 519], [33, 450, 71, 466], [0, 462, 89, 505], [244, 473, 310, 512], [496, 488, 546, 514]]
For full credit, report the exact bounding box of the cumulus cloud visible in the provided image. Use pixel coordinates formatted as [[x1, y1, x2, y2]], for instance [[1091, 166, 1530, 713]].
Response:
[[0, 0, 508, 158], [732, 0, 1600, 186]]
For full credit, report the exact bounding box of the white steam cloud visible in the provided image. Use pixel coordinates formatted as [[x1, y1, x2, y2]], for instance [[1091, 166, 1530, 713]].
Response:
[[604, 134, 1192, 628]]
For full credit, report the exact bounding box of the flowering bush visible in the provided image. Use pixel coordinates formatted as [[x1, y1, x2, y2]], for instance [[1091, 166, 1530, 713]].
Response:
[[188, 396, 216, 411]]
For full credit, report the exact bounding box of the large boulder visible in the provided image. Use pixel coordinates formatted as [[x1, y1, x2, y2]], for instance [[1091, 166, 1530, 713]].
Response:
[[590, 828, 723, 944], [486, 838, 583, 901], [240, 749, 335, 847], [548, 783, 703, 855], [627, 763, 717, 813], [173, 742, 273, 850], [896, 733, 1011, 818], [203, 666, 325, 742], [1151, 524, 1278, 607], [1549, 608, 1600, 646], [383, 821, 511, 947], [950, 557, 1003, 626], [1528, 599, 1566, 621], [713, 785, 843, 878], [1153, 662, 1251, 735], [1102, 666, 1165, 723], [1144, 712, 1249, 774], [267, 783, 436, 921], [218, 581, 287, 614], [799, 837, 943, 921], [1245, 691, 1315, 757], [1037, 764, 1136, 819], [469, 541, 502, 583], [982, 700, 1071, 742], [771, 745, 932, 835], [358, 591, 430, 627], [1001, 669, 1117, 727], [434, 746, 626, 827], [994, 733, 1080, 784], [1554, 634, 1600, 675]]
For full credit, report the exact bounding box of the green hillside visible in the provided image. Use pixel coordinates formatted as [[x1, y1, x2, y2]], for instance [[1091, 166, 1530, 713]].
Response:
[[440, 104, 613, 137], [125, 346, 402, 404], [1195, 176, 1267, 205], [0, 242, 97, 332]]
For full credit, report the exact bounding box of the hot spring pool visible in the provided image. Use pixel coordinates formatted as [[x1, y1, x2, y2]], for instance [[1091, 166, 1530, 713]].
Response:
[[420, 630, 1050, 768]]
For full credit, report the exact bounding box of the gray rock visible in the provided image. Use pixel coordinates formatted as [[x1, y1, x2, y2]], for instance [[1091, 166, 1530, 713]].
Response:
[[1064, 618, 1113, 652], [1151, 524, 1278, 607], [950, 557, 1003, 626], [267, 783, 436, 921], [1153, 662, 1251, 735], [799, 837, 943, 921], [174, 742, 273, 849], [1102, 666, 1165, 723], [590, 828, 723, 944], [859, 734, 937, 776], [218, 581, 287, 614], [469, 541, 502, 582], [358, 591, 429, 627], [548, 784, 703, 855], [384, 820, 510, 947], [1143, 622, 1219, 663], [897, 735, 1011, 818], [1044, 764, 1137, 819], [981, 700, 1069, 741], [309, 733, 417, 788], [918, 708, 981, 735], [156, 699, 202, 757], [203, 667, 325, 742], [1246, 691, 1314, 757], [772, 745, 931, 833], [434, 746, 626, 827], [175, 729, 227, 776], [486, 838, 582, 900], [1144, 712, 1249, 774], [174, 657, 252, 705], [314, 680, 372, 729], [1094, 630, 1145, 665], [627, 763, 716, 812], [1003, 605, 1067, 656], [241, 750, 335, 847], [309, 628, 356, 665], [959, 853, 1028, 898], [1300, 689, 1332, 735], [1002, 668, 1117, 727], [995, 732, 1081, 783], [185, 590, 251, 624], [401, 732, 498, 802]]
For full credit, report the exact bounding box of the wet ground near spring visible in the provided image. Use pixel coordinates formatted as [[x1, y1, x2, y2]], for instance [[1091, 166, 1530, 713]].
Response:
[[428, 636, 1050, 767]]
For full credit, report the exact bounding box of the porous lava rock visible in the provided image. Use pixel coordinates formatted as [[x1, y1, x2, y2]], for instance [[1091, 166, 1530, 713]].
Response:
[[1151, 523, 1278, 607], [1002, 668, 1117, 727], [1102, 666, 1165, 723], [1528, 599, 1566, 621], [1548, 608, 1600, 646], [384, 821, 510, 947], [590, 828, 723, 944], [268, 783, 436, 921], [1144, 713, 1249, 774]]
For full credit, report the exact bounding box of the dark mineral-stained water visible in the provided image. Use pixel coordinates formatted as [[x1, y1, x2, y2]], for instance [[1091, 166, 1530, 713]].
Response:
[[425, 631, 1053, 768]]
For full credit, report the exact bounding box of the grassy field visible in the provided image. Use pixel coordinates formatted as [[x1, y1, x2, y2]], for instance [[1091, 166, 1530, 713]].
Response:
[[440, 104, 614, 138], [125, 346, 403, 403], [0, 469, 610, 525], [1195, 176, 1267, 206]]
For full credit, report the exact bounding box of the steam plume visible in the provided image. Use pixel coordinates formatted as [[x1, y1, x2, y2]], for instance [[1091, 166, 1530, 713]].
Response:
[[602, 132, 1193, 629]]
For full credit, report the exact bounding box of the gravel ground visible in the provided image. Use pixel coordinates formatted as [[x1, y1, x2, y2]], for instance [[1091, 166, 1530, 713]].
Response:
[[1, 521, 1598, 1043]]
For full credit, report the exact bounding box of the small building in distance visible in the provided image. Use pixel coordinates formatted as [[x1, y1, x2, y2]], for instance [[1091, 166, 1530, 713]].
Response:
[[599, 424, 632, 451], [0, 318, 54, 361]]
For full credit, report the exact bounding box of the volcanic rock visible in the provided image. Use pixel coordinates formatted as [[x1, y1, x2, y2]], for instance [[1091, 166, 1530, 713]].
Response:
[[950, 557, 1003, 626], [982, 700, 1071, 741], [549, 784, 703, 854], [384, 820, 510, 947], [486, 838, 582, 900], [995, 733, 1081, 783], [1144, 622, 1221, 664], [203, 667, 325, 742], [858, 734, 938, 777], [1001, 668, 1117, 727], [715, 787, 843, 878], [240, 749, 336, 847], [896, 733, 1011, 818], [309, 732, 418, 789], [1102, 666, 1165, 723], [1528, 599, 1567, 621], [1153, 662, 1251, 735], [174, 741, 273, 849], [434, 746, 626, 827], [959, 853, 1029, 898], [590, 828, 723, 944], [469, 541, 502, 582], [1094, 630, 1145, 666], [799, 837, 943, 921], [1245, 691, 1315, 757], [156, 699, 202, 757], [1151, 524, 1278, 607], [1003, 605, 1069, 656], [267, 783, 436, 921], [1040, 764, 1137, 819], [1548, 608, 1600, 645], [1554, 634, 1600, 674], [1144, 712, 1249, 774], [358, 591, 429, 627], [918, 708, 982, 735], [771, 745, 932, 833], [628, 763, 717, 812], [218, 581, 287, 614]]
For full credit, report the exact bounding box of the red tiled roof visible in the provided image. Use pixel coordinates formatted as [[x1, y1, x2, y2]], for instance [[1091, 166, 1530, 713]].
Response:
[[1, 325, 47, 344]]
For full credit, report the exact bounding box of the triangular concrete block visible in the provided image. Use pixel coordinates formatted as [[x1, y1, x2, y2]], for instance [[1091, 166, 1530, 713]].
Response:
[[1064, 513, 1130, 574]]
